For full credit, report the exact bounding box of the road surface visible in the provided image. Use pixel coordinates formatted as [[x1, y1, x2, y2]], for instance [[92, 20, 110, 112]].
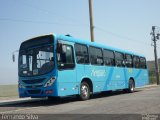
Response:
[[0, 86, 160, 120]]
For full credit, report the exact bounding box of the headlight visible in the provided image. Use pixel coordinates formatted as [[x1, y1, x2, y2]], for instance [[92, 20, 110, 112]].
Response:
[[44, 77, 56, 87]]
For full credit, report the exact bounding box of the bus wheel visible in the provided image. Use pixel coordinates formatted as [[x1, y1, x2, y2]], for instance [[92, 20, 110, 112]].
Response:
[[128, 79, 135, 93], [80, 82, 90, 100]]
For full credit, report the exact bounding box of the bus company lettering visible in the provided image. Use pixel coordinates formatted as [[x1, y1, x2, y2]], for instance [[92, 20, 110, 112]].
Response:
[[91, 69, 106, 77], [128, 68, 133, 73]]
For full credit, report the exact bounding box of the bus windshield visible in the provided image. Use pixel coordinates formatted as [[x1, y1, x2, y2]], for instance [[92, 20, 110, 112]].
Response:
[[19, 45, 54, 76]]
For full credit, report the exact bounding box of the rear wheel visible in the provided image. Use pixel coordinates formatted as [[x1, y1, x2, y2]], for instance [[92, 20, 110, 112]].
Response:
[[80, 82, 90, 100], [128, 79, 135, 93]]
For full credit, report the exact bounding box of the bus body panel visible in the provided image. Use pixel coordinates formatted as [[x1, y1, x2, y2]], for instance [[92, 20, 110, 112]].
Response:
[[84, 65, 106, 92], [18, 33, 149, 98], [133, 69, 149, 87], [57, 69, 78, 96]]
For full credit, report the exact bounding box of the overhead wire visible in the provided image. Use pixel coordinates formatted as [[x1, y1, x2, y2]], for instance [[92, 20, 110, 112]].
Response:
[[1, 1, 152, 47], [0, 17, 152, 47], [95, 26, 151, 46], [16, 0, 90, 28], [0, 18, 88, 28]]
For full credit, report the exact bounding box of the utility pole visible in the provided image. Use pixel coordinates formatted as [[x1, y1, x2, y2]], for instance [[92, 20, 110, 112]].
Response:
[[151, 26, 160, 85], [89, 0, 94, 42]]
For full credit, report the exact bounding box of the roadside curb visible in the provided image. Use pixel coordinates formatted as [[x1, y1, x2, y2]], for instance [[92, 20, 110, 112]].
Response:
[[136, 84, 159, 89], [0, 98, 46, 106]]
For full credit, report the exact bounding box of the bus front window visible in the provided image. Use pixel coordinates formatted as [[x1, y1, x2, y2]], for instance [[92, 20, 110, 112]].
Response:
[[19, 45, 54, 76]]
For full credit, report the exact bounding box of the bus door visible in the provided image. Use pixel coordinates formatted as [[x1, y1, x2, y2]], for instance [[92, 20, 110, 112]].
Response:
[[74, 43, 90, 92], [56, 40, 78, 96]]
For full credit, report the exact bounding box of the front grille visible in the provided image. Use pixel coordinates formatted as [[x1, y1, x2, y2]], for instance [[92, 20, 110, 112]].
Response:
[[26, 85, 43, 88], [22, 78, 45, 84], [27, 90, 41, 94]]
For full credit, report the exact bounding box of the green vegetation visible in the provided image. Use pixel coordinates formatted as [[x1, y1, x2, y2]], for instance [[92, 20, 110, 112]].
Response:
[[0, 84, 18, 97], [149, 71, 157, 84], [147, 59, 160, 84]]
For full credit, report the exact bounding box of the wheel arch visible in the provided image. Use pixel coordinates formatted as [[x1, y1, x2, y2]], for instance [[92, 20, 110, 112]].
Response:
[[129, 77, 135, 86], [80, 77, 93, 93]]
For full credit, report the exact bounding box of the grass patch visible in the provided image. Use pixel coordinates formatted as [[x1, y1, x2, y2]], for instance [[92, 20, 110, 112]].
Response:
[[0, 84, 18, 97]]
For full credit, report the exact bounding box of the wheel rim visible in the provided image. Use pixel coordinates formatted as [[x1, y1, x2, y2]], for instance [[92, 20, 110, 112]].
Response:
[[130, 81, 134, 92], [81, 84, 89, 98]]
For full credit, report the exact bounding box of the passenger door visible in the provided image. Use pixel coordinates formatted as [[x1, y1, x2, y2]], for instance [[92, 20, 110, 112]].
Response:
[[57, 40, 78, 96]]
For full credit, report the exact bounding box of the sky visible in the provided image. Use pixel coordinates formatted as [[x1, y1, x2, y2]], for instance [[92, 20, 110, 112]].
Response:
[[0, 0, 160, 85]]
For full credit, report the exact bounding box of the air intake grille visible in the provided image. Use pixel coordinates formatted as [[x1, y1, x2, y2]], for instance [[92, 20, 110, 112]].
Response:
[[22, 78, 45, 84], [27, 90, 41, 94], [26, 85, 43, 88]]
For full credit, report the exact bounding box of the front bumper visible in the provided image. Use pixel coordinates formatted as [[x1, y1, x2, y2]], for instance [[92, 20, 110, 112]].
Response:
[[19, 86, 58, 98]]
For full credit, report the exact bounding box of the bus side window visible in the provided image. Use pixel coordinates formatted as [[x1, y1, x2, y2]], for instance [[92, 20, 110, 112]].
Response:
[[125, 54, 133, 68], [115, 52, 124, 67], [140, 57, 147, 69], [89, 46, 103, 65], [75, 43, 89, 64], [133, 56, 140, 68], [103, 49, 115, 66]]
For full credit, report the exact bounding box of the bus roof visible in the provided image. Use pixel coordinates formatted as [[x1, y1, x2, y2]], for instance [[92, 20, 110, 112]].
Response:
[[23, 33, 145, 58], [55, 34, 145, 58]]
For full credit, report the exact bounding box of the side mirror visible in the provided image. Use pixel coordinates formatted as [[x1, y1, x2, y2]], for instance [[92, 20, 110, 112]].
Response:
[[12, 54, 15, 62], [12, 50, 19, 62]]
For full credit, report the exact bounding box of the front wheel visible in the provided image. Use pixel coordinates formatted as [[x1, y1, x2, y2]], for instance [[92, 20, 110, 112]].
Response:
[[80, 82, 90, 100]]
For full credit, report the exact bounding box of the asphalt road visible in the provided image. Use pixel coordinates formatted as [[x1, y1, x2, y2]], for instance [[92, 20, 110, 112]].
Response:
[[0, 86, 160, 120]]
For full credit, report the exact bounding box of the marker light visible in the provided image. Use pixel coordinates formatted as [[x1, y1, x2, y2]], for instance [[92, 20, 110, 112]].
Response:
[[44, 77, 56, 87], [45, 90, 53, 94]]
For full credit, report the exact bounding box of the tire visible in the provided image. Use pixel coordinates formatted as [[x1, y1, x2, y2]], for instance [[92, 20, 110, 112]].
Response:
[[80, 82, 90, 100], [128, 79, 135, 93]]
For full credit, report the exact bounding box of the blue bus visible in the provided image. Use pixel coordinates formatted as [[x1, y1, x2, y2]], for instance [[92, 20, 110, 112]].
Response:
[[17, 34, 149, 100]]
